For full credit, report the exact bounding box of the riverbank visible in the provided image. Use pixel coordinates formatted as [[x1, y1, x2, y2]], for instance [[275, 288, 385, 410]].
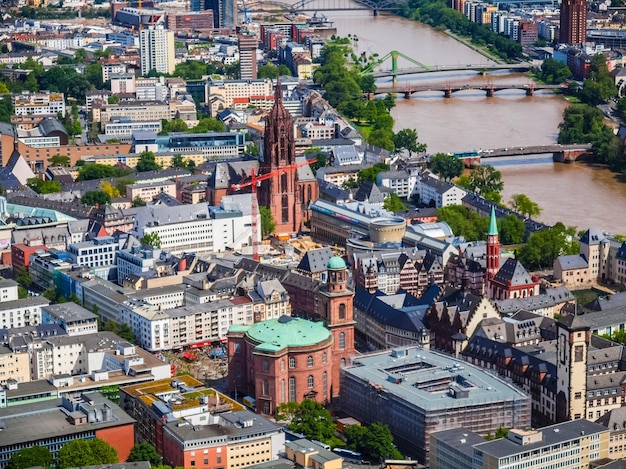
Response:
[[443, 29, 505, 64]]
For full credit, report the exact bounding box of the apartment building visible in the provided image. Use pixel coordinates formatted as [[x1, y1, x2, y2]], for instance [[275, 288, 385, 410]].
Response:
[[139, 26, 175, 76], [126, 180, 177, 203], [12, 91, 66, 118], [41, 302, 98, 336], [0, 296, 50, 329], [67, 236, 120, 269], [95, 101, 171, 126], [206, 78, 273, 115]]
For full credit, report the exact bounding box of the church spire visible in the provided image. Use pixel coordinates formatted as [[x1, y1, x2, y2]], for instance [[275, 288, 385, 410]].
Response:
[[488, 206, 498, 235], [274, 75, 282, 105]]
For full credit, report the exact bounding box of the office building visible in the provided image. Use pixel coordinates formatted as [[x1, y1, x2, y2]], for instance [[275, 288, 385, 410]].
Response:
[[0, 392, 135, 469], [140, 26, 175, 76], [339, 346, 531, 462], [220, 0, 236, 28], [430, 420, 609, 469], [238, 34, 258, 79], [560, 0, 587, 45]]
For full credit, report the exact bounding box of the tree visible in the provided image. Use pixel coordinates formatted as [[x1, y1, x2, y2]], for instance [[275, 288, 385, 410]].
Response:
[[100, 181, 121, 199], [383, 192, 408, 212], [259, 205, 276, 238], [257, 63, 292, 79], [382, 93, 396, 111], [357, 162, 390, 184], [140, 232, 162, 249], [81, 190, 111, 206], [128, 443, 162, 466], [346, 423, 402, 461], [136, 151, 161, 172], [499, 214, 526, 245], [517, 222, 579, 269], [160, 118, 189, 135], [486, 427, 509, 440], [579, 54, 617, 105], [191, 118, 225, 133], [77, 164, 132, 181], [16, 267, 31, 289], [27, 178, 61, 194], [539, 58, 572, 84], [58, 438, 118, 469], [117, 322, 136, 343], [132, 196, 147, 207], [393, 128, 427, 156], [9, 446, 54, 469], [466, 164, 503, 196], [437, 205, 489, 241], [277, 399, 335, 444], [48, 154, 70, 166], [509, 194, 542, 219], [43, 286, 57, 302], [429, 153, 464, 181]]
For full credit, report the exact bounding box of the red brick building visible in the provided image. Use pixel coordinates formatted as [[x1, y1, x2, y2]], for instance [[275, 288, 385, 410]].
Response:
[[11, 240, 47, 275], [227, 256, 355, 414]]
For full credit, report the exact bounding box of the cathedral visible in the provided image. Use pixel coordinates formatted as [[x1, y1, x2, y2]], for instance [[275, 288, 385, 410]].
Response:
[[257, 78, 319, 238]]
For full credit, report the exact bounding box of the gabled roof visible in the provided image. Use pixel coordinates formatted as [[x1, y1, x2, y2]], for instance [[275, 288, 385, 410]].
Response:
[[492, 258, 533, 286], [297, 247, 334, 274], [556, 254, 588, 270]]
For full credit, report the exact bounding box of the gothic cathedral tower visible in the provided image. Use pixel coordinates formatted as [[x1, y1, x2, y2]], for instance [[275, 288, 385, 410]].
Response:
[[258, 77, 302, 237], [316, 256, 355, 401], [556, 315, 589, 422]]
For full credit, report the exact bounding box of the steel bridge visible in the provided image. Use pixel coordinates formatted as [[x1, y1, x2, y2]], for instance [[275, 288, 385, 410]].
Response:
[[288, 0, 404, 14]]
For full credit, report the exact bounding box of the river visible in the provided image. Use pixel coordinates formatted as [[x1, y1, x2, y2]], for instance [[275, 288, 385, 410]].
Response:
[[283, 5, 626, 233]]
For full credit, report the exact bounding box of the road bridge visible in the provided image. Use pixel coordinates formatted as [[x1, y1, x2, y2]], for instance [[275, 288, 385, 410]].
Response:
[[371, 83, 566, 98], [371, 63, 532, 79], [452, 144, 594, 166]]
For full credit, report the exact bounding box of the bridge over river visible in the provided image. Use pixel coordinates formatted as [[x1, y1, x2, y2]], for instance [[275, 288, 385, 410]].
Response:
[[453, 144, 594, 166], [372, 83, 567, 98]]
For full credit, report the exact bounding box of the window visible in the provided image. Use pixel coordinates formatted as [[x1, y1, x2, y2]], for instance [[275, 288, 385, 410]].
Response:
[[339, 332, 345, 350], [234, 342, 241, 354], [289, 377, 296, 401], [289, 357, 296, 369], [280, 360, 285, 372], [322, 352, 327, 364], [263, 360, 269, 372], [281, 379, 285, 403], [307, 356, 313, 367], [574, 345, 584, 362], [341, 358, 346, 368], [323, 372, 327, 398], [308, 375, 314, 388], [339, 303, 346, 319], [263, 380, 269, 396]]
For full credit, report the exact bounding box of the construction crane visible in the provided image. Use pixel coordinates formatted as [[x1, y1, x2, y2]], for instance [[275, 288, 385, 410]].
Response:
[[230, 157, 317, 261]]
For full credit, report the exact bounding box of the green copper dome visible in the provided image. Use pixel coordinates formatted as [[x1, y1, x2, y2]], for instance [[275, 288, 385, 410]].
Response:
[[327, 255, 347, 270], [246, 316, 331, 352]]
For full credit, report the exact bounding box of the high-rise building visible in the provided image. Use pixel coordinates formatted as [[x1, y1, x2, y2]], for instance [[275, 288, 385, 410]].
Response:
[[238, 34, 258, 79], [139, 26, 175, 76], [220, 0, 236, 28], [559, 0, 587, 45]]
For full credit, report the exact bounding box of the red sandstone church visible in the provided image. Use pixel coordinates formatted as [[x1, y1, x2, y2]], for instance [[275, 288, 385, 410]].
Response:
[[227, 256, 355, 415], [206, 79, 319, 238]]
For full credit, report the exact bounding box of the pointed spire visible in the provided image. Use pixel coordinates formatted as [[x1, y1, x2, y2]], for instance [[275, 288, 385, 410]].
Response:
[[488, 206, 498, 236], [274, 74, 282, 105]]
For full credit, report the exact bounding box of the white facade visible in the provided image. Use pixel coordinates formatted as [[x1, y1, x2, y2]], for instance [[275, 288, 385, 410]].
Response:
[[140, 27, 175, 76], [67, 237, 120, 268], [0, 280, 19, 303], [105, 120, 162, 136], [13, 91, 66, 117], [0, 297, 49, 329]]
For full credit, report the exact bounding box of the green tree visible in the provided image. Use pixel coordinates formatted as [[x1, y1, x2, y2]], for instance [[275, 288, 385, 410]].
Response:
[[160, 118, 189, 135], [77, 164, 132, 181], [383, 192, 408, 212], [429, 153, 464, 181], [579, 54, 617, 105], [257, 63, 292, 79], [8, 446, 54, 469], [58, 438, 118, 469], [509, 194, 542, 219], [118, 323, 136, 343], [277, 399, 335, 444], [539, 58, 572, 84], [437, 205, 489, 241], [136, 151, 161, 172], [48, 154, 70, 166], [357, 162, 389, 184], [191, 117, 225, 133], [16, 267, 32, 289], [171, 154, 187, 169], [346, 423, 402, 461], [115, 178, 136, 194], [393, 128, 427, 156], [517, 222, 579, 269], [43, 286, 58, 302], [140, 232, 162, 248], [81, 190, 111, 206], [382, 93, 396, 111], [466, 164, 504, 196], [359, 74, 377, 94], [132, 196, 147, 207], [18, 287, 28, 299], [259, 205, 276, 238], [27, 178, 62, 194], [499, 214, 526, 245], [127, 443, 162, 466], [486, 427, 509, 440]]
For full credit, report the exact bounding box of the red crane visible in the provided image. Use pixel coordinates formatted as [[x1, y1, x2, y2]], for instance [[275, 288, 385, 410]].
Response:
[[230, 158, 317, 261]]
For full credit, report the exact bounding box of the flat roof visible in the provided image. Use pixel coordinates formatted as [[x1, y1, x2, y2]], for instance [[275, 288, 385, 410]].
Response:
[[43, 302, 97, 323], [0, 393, 135, 446], [431, 428, 485, 458], [343, 347, 529, 412], [474, 420, 609, 459]]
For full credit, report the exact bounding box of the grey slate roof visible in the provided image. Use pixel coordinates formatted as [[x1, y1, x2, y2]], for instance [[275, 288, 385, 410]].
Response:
[[297, 247, 334, 274], [493, 258, 534, 286], [556, 254, 588, 270]]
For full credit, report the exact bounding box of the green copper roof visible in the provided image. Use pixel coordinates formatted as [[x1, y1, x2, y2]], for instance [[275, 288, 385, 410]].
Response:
[[246, 316, 331, 352], [488, 206, 498, 236], [327, 255, 346, 270]]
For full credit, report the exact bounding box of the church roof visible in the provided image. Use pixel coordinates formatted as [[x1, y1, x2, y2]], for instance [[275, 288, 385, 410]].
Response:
[[492, 258, 533, 286], [488, 206, 498, 236]]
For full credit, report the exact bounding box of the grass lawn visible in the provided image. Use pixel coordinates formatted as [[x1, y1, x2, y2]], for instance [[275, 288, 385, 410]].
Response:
[[354, 122, 373, 139], [572, 288, 601, 307]]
